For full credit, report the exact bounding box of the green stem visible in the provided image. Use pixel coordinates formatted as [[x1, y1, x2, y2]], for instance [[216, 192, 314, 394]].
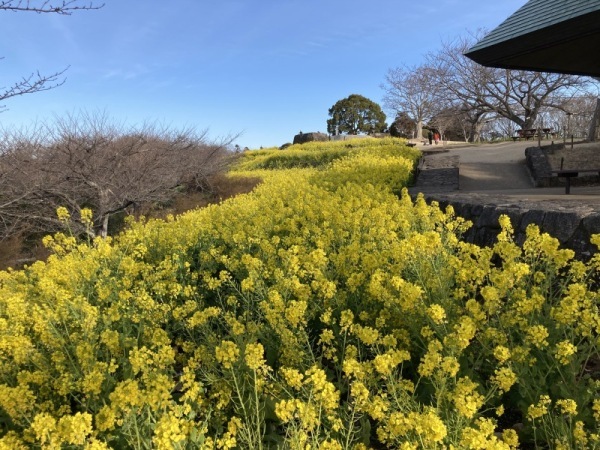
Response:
[[253, 369, 264, 450]]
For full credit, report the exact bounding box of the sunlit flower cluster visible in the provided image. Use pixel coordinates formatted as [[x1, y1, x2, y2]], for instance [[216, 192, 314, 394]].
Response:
[[0, 138, 599, 448]]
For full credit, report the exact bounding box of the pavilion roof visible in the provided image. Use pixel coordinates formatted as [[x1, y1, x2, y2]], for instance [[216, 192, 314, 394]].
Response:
[[465, 0, 600, 76]]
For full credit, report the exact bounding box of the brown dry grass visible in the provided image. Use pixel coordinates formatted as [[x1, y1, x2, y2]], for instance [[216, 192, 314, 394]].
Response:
[[0, 233, 51, 271], [149, 174, 262, 217], [0, 174, 262, 271], [544, 141, 600, 170]]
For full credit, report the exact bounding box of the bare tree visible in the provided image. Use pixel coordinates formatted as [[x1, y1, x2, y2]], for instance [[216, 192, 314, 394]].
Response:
[[429, 108, 457, 143], [547, 95, 599, 139], [425, 35, 592, 141], [0, 129, 47, 239], [0, 1, 102, 14], [588, 98, 600, 141], [0, 112, 234, 240], [0, 1, 102, 109], [381, 64, 442, 140], [489, 116, 517, 140]]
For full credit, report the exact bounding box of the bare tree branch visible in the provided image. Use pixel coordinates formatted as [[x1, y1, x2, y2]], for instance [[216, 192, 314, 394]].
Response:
[[0, 0, 103, 14], [382, 64, 444, 140], [0, 1, 102, 109], [0, 112, 234, 240], [425, 34, 592, 141], [0, 67, 68, 111]]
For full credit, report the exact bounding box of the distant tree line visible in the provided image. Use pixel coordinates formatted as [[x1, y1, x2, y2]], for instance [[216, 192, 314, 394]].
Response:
[[0, 112, 235, 262], [381, 33, 599, 142], [0, 3, 249, 269]]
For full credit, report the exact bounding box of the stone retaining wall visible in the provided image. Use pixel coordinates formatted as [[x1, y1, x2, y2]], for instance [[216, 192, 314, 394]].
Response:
[[525, 145, 555, 187], [415, 145, 600, 259], [411, 153, 459, 193], [525, 144, 600, 188], [419, 193, 600, 259]]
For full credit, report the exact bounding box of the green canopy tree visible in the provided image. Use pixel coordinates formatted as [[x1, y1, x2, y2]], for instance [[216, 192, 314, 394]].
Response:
[[389, 111, 416, 138], [327, 94, 387, 135]]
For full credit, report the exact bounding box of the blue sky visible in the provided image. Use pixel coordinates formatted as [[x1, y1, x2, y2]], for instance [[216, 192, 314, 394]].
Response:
[[1, 0, 526, 149]]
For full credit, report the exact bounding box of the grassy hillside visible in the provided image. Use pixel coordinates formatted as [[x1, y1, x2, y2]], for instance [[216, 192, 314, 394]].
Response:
[[0, 137, 599, 449], [232, 138, 421, 172]]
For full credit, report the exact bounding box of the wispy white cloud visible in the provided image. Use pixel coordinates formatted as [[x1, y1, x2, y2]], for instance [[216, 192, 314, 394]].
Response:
[[1, 0, 531, 150], [48, 15, 80, 55], [102, 64, 151, 81]]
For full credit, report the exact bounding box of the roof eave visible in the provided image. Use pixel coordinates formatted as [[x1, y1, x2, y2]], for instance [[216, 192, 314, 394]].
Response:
[[465, 9, 600, 77]]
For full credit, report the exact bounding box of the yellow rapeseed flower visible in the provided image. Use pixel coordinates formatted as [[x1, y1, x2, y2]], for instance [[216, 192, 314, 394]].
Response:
[[56, 206, 70, 221], [244, 342, 265, 370], [80, 208, 93, 226], [56, 412, 93, 446], [593, 398, 600, 423], [215, 341, 240, 370], [493, 345, 511, 364], [502, 429, 519, 448], [525, 324, 549, 349], [554, 340, 577, 365], [527, 395, 551, 420], [30, 412, 57, 445], [492, 367, 517, 393], [556, 398, 577, 416], [453, 377, 484, 419], [426, 304, 447, 324], [153, 413, 189, 449], [280, 367, 304, 390]]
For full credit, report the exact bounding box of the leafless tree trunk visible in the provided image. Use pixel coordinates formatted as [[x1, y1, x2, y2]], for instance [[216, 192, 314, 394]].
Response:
[[382, 65, 443, 140], [588, 98, 600, 142], [423, 34, 592, 141], [0, 112, 235, 240]]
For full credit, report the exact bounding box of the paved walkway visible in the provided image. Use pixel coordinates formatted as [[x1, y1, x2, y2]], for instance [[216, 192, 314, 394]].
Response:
[[448, 141, 532, 191], [410, 140, 600, 258], [412, 140, 600, 207]]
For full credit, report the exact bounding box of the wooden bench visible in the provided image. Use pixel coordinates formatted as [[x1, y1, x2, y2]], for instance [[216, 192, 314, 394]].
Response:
[[552, 169, 600, 194], [551, 157, 600, 194], [511, 128, 554, 141], [512, 129, 536, 141]]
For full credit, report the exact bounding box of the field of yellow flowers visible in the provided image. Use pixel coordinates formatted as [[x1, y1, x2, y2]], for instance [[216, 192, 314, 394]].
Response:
[[0, 137, 599, 449]]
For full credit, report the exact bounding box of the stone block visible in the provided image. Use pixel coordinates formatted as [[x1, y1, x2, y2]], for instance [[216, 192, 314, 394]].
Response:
[[519, 210, 546, 233], [582, 213, 600, 235], [541, 211, 582, 243], [293, 132, 328, 145]]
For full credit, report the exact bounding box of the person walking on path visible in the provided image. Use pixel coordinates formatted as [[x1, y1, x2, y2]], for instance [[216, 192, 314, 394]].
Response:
[[428, 130, 433, 145]]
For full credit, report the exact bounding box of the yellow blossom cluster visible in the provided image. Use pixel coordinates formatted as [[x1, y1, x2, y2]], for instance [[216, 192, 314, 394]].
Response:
[[0, 138, 599, 448]]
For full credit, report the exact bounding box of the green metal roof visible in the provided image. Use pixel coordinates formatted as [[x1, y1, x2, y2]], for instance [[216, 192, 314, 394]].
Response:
[[466, 0, 600, 76], [470, 0, 600, 52]]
